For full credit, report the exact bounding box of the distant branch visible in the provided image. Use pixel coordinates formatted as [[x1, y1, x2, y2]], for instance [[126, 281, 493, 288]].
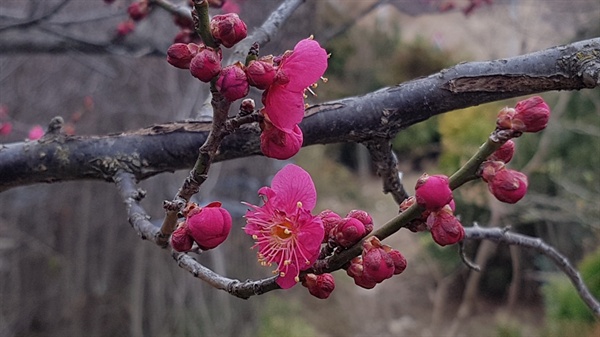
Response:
[[464, 226, 600, 317]]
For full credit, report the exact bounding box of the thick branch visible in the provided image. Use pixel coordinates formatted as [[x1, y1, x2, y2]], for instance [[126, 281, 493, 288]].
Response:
[[464, 226, 600, 318], [1, 38, 598, 191]]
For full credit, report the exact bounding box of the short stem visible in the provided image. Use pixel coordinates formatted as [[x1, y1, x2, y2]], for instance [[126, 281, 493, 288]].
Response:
[[193, 0, 217, 48]]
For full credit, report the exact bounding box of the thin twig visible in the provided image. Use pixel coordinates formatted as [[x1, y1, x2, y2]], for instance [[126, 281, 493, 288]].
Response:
[[464, 226, 600, 317]]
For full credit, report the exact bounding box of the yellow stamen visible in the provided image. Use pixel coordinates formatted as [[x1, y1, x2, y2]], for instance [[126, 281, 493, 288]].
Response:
[[280, 272, 285, 277], [294, 276, 300, 282], [284, 259, 291, 265], [321, 76, 328, 83], [284, 228, 292, 235], [297, 201, 303, 208], [252, 234, 258, 240], [311, 83, 318, 89]]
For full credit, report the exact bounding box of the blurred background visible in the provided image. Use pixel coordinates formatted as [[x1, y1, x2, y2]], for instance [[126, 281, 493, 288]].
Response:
[[0, 0, 599, 336]]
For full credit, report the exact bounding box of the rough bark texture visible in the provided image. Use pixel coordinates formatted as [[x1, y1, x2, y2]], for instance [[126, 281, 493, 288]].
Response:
[[1, 38, 598, 191]]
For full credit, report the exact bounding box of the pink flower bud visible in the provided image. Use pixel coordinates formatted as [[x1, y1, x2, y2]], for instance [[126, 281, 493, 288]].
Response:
[[346, 256, 377, 289], [513, 96, 550, 132], [427, 207, 465, 246], [260, 121, 303, 160], [185, 202, 232, 250], [170, 222, 194, 252], [216, 62, 249, 102], [189, 46, 222, 82], [167, 43, 200, 69], [302, 273, 335, 299], [332, 217, 366, 248], [28, 125, 44, 140], [361, 237, 395, 283], [386, 248, 407, 275], [488, 169, 528, 204], [346, 209, 374, 234], [210, 13, 247, 48], [173, 29, 199, 44], [317, 209, 342, 243], [489, 139, 515, 163], [415, 173, 453, 211], [0, 122, 12, 136], [116, 20, 135, 37], [246, 57, 276, 89], [479, 160, 506, 183], [127, 1, 150, 21]]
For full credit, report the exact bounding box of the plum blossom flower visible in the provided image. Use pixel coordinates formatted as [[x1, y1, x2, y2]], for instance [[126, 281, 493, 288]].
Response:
[[258, 38, 327, 159], [262, 38, 328, 131], [243, 164, 324, 289]]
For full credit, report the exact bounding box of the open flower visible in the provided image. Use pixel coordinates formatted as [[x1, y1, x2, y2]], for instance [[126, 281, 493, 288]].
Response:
[[243, 164, 324, 289], [262, 38, 328, 131]]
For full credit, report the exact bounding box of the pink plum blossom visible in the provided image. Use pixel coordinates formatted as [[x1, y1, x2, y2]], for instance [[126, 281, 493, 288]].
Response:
[[262, 38, 328, 131], [243, 164, 324, 289]]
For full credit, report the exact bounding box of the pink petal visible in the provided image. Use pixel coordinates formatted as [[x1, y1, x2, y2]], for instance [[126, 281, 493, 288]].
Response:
[[271, 164, 317, 212], [276, 263, 299, 289], [281, 39, 328, 92], [263, 85, 305, 130]]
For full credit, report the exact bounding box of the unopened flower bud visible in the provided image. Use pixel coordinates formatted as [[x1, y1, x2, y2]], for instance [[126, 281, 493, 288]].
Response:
[[317, 209, 342, 243], [361, 237, 395, 283], [332, 217, 366, 248], [415, 173, 453, 211], [346, 256, 377, 289], [427, 206, 465, 246], [260, 121, 303, 160], [0, 122, 12, 136], [186, 201, 232, 250], [302, 273, 335, 299], [127, 1, 150, 21], [488, 169, 528, 204], [210, 13, 247, 48], [116, 20, 135, 37], [28, 125, 44, 140], [216, 62, 249, 101], [167, 43, 200, 69], [513, 96, 550, 133], [489, 139, 515, 163], [386, 248, 407, 275], [189, 46, 222, 82], [346, 209, 374, 234], [479, 160, 506, 183], [246, 57, 276, 89], [170, 222, 194, 252]]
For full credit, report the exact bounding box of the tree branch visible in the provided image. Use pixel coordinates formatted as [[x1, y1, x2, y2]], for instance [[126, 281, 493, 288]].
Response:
[[464, 226, 600, 318], [1, 38, 598, 191]]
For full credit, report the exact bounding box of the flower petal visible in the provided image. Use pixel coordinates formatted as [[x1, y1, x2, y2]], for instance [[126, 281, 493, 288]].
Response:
[[263, 85, 305, 130], [270, 164, 317, 212], [281, 39, 328, 92]]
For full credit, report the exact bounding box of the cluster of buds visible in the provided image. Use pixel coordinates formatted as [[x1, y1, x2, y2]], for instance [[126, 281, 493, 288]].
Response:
[[167, 9, 328, 160], [318, 209, 373, 247], [401, 174, 465, 246], [166, 13, 247, 88], [480, 141, 528, 203], [346, 237, 407, 289], [170, 201, 232, 252], [479, 96, 550, 203]]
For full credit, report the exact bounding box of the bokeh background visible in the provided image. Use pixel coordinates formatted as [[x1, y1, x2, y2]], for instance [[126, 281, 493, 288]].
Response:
[[1, 0, 599, 336]]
